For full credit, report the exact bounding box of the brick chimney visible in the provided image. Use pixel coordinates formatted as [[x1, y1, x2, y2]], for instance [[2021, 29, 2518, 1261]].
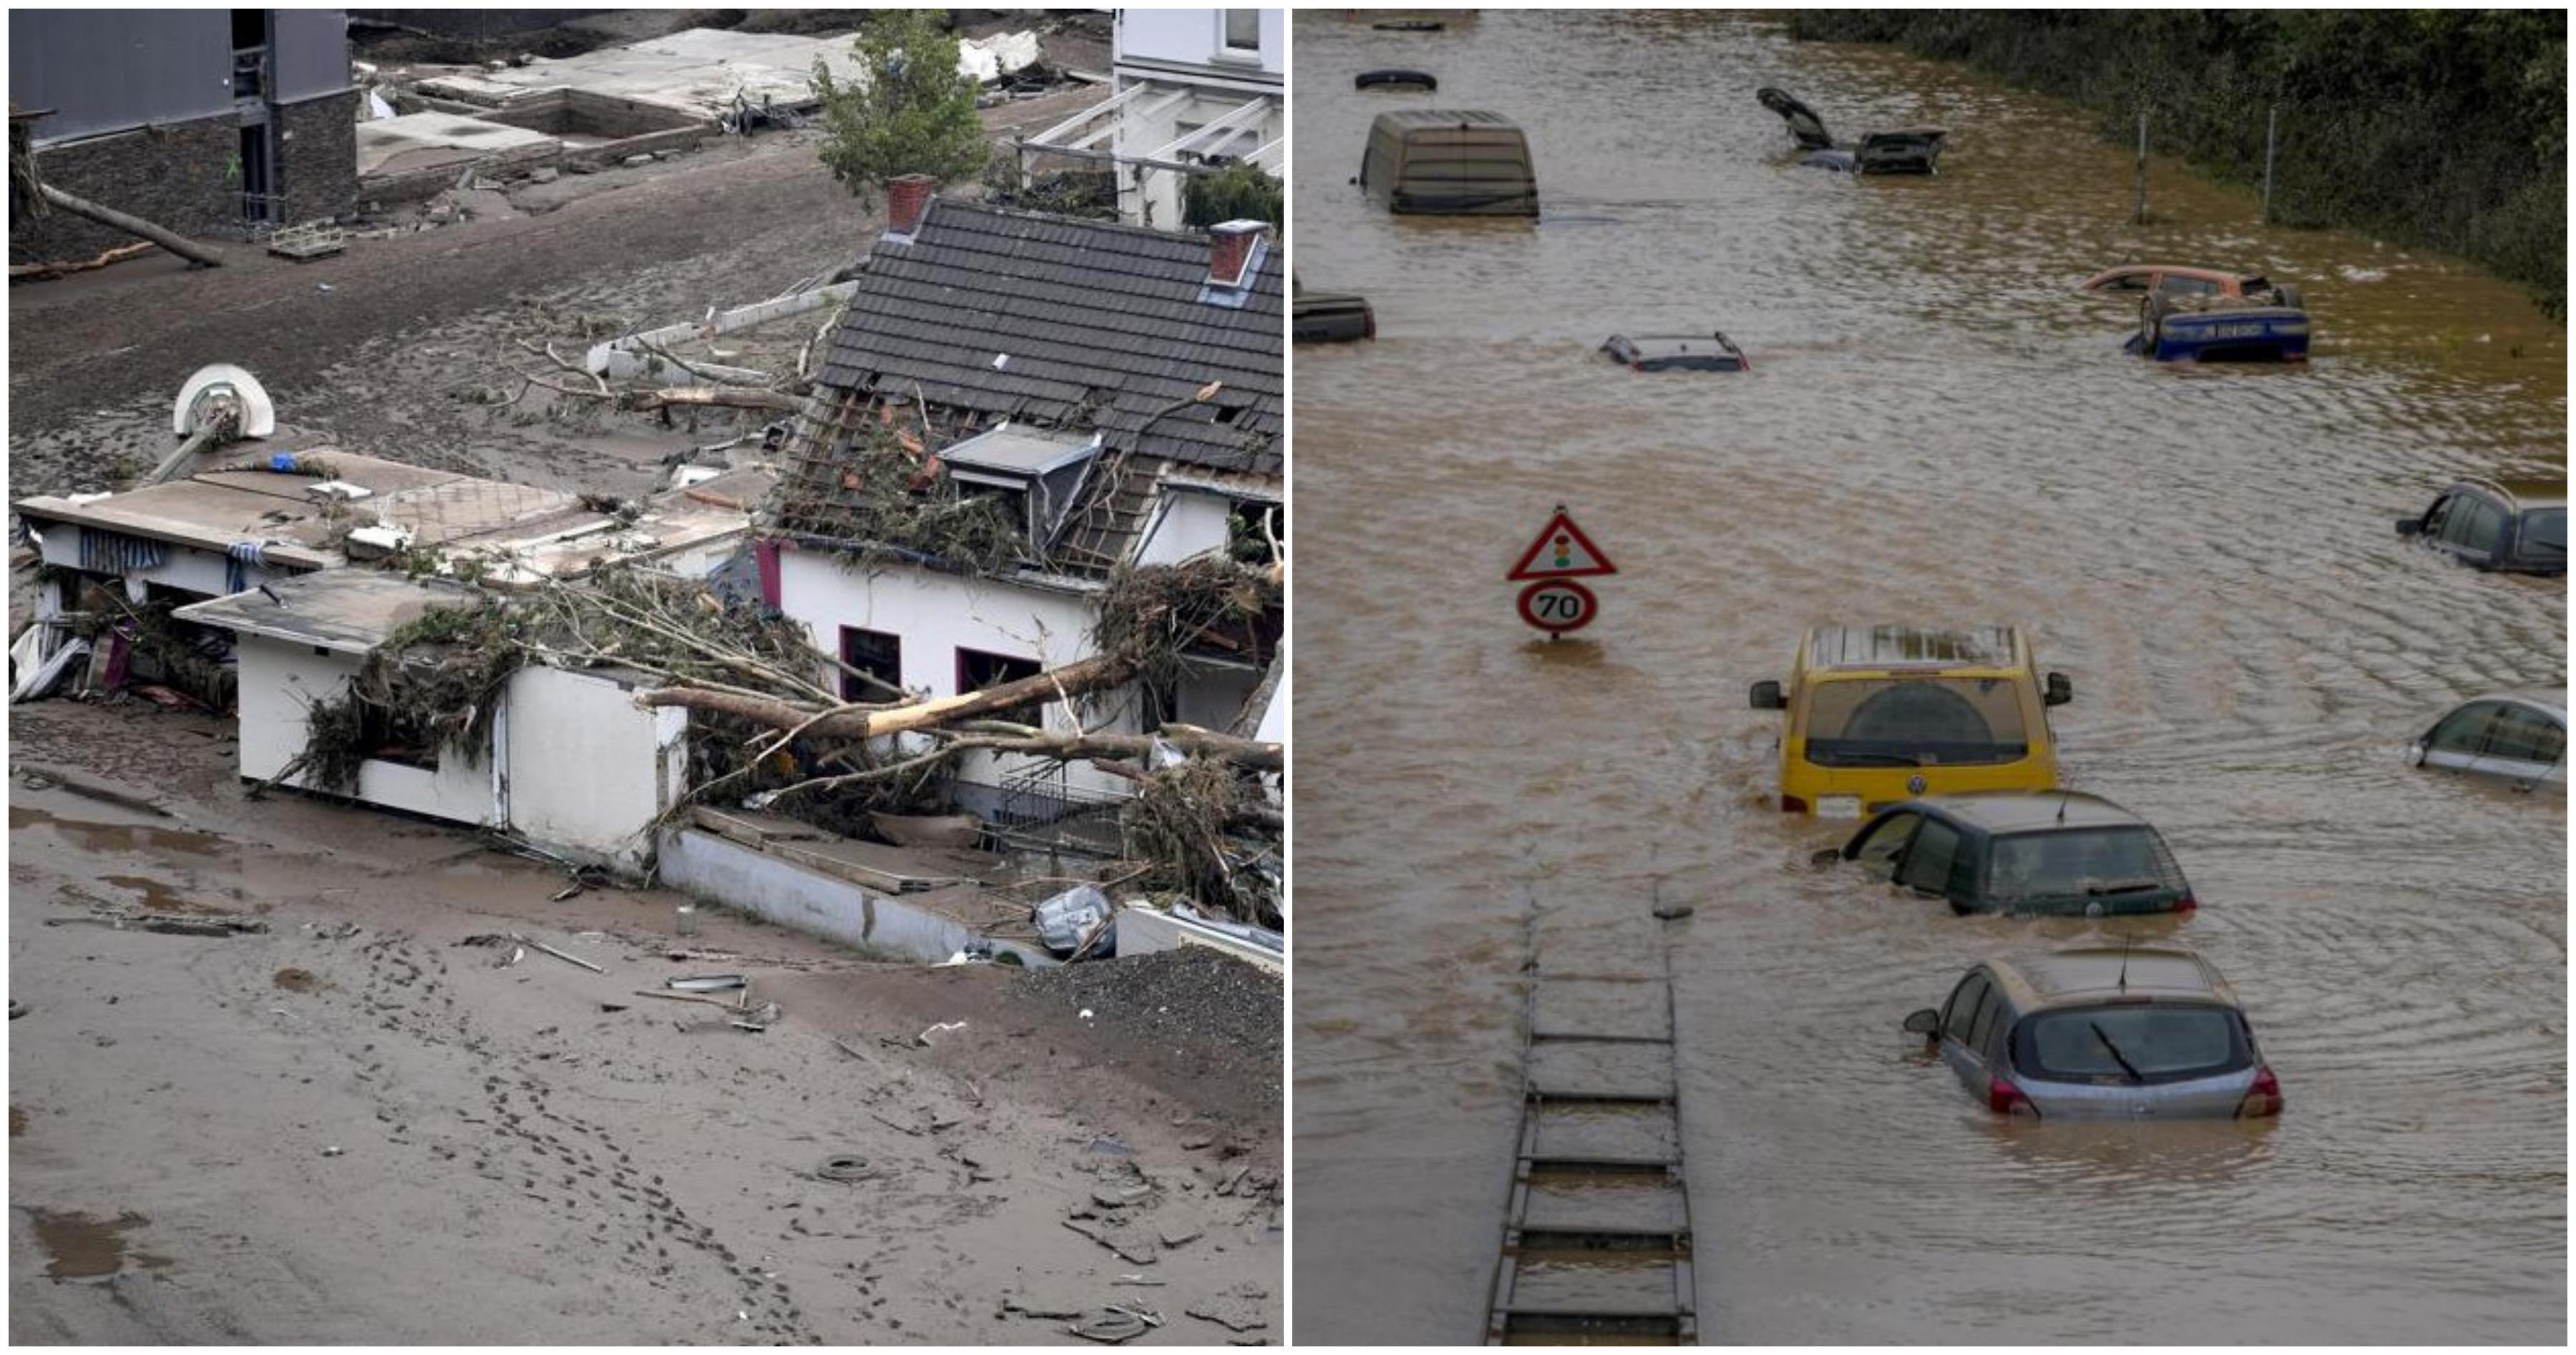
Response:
[[884, 173, 937, 241], [1206, 220, 1267, 290]]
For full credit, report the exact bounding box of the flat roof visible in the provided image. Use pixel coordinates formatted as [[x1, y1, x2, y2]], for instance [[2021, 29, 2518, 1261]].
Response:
[[1992, 947, 2232, 1007], [1807, 625, 2019, 670], [940, 425, 1101, 477], [1372, 108, 1521, 132], [171, 570, 477, 653]]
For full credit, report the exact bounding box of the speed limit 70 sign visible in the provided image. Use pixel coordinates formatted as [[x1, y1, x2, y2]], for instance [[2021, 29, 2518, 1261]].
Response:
[[1517, 579, 1599, 635]]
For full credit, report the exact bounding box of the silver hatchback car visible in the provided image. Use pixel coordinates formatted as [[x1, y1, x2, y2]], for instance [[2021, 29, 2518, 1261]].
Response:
[[2408, 689, 2566, 793], [1902, 947, 2282, 1121]]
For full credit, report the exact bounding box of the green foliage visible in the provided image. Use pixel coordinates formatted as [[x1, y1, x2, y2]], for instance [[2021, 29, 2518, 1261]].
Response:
[[1787, 9, 2567, 317], [811, 9, 987, 200], [978, 145, 1118, 220], [1182, 162, 1284, 231]]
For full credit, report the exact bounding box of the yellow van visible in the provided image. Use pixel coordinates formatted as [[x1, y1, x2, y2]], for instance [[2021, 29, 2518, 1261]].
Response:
[[1750, 625, 2072, 817]]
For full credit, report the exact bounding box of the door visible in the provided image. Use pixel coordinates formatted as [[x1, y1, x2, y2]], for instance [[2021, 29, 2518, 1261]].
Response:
[[2435, 491, 2509, 566], [1936, 970, 1991, 1094], [2419, 701, 2502, 774], [1847, 811, 1921, 879], [2472, 704, 2565, 787], [1893, 817, 1965, 903]]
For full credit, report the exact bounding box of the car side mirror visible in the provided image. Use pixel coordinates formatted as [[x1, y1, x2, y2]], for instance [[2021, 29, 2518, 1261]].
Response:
[[1750, 680, 1785, 710], [1808, 846, 1843, 867], [1901, 1008, 1941, 1036], [2394, 517, 2423, 537], [2044, 671, 2072, 706], [2405, 739, 2427, 767]]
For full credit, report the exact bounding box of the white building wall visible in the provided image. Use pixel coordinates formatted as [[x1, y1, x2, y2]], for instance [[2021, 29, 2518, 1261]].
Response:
[[502, 666, 685, 872], [233, 635, 495, 825], [1116, 9, 1284, 79], [1134, 490, 1236, 567], [34, 527, 282, 602], [774, 550, 1138, 799], [1108, 9, 1281, 228]]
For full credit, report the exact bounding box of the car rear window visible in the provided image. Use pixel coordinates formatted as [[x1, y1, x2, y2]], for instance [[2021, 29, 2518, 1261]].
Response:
[[1986, 826, 2187, 907], [2011, 1004, 2249, 1085], [1802, 678, 2029, 768]]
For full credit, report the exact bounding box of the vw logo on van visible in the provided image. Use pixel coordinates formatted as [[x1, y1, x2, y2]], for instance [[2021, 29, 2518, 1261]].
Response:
[[1907, 775, 1928, 794]]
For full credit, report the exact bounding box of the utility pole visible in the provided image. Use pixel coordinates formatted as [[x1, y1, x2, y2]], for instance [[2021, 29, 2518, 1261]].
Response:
[[2260, 104, 2278, 224], [2132, 109, 2149, 225]]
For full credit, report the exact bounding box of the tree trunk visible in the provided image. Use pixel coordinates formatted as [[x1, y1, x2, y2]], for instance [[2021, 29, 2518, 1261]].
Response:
[[38, 184, 223, 268], [9, 240, 155, 280], [963, 726, 1282, 773], [621, 386, 805, 414], [635, 653, 1135, 740]]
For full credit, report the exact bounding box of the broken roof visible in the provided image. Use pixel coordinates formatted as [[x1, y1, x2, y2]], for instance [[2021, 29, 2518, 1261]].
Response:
[[816, 200, 1282, 476], [14, 451, 766, 588], [172, 570, 476, 654]]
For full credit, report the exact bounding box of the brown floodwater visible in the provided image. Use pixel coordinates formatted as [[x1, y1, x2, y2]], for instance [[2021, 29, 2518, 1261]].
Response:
[[1291, 12, 2565, 1345]]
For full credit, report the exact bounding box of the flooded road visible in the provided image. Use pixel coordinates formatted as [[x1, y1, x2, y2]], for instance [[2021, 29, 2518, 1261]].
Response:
[[1289, 12, 2565, 1345]]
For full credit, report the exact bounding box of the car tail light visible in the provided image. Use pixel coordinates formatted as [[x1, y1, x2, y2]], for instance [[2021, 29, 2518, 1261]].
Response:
[[2237, 1065, 2283, 1118], [1362, 308, 1376, 340], [1780, 795, 1807, 813], [1989, 1075, 2037, 1119], [2172, 892, 2198, 914]]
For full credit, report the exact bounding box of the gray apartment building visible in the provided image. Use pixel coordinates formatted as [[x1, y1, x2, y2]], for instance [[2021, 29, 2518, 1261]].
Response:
[[10, 9, 357, 259]]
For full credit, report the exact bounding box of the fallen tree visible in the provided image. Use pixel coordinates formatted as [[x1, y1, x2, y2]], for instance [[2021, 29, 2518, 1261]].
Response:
[[34, 183, 223, 268]]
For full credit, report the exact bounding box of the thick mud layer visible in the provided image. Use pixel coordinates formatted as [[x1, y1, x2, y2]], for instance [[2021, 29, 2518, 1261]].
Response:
[[8, 703, 1277, 1344]]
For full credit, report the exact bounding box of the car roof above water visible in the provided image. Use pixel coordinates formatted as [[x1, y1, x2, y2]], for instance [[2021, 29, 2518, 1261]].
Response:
[[1904, 791, 2142, 833], [1804, 625, 2021, 672], [1987, 947, 2236, 1009]]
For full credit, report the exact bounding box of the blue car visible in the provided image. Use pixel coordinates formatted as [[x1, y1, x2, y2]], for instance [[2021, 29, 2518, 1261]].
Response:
[[2127, 287, 2311, 363]]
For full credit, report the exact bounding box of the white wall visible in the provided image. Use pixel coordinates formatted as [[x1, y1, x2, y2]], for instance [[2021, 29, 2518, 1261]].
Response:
[[502, 666, 686, 872], [774, 549, 1138, 799], [1116, 9, 1282, 79], [35, 526, 283, 603], [1136, 490, 1236, 567], [234, 635, 496, 825]]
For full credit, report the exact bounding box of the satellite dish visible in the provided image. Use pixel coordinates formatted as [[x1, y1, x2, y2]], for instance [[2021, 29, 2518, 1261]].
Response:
[[172, 363, 275, 440]]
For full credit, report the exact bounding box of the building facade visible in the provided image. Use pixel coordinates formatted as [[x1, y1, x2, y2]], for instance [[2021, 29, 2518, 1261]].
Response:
[[9, 8, 357, 260], [1018, 8, 1282, 230]]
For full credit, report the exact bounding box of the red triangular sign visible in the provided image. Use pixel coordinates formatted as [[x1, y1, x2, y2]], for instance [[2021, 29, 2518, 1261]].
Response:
[[1508, 509, 1617, 581]]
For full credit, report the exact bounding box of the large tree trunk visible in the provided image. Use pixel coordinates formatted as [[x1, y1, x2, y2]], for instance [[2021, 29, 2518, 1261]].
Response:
[[635, 653, 1136, 740], [38, 184, 223, 268], [621, 386, 806, 414], [963, 726, 1282, 773]]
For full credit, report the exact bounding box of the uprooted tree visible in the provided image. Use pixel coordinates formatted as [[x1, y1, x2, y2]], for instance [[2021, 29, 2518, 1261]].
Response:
[[295, 551, 1284, 923]]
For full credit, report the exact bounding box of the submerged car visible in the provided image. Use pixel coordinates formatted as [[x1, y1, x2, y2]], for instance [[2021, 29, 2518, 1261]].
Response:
[[1826, 792, 2195, 916], [2394, 476, 2566, 575], [2117, 269, 2311, 363], [1754, 87, 1946, 174], [2408, 690, 2567, 793], [1751, 625, 2072, 817], [1903, 948, 2282, 1121], [1600, 332, 1749, 372], [2079, 264, 2303, 307], [1294, 289, 1376, 343], [1355, 68, 1438, 92]]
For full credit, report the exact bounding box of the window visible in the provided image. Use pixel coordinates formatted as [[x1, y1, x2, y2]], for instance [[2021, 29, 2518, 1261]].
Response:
[[2101, 271, 2152, 293], [1804, 678, 2029, 768], [2485, 707, 2565, 766], [1221, 9, 1262, 54], [1943, 972, 1988, 1043], [1896, 819, 1963, 896], [1229, 499, 1282, 564], [2515, 508, 2565, 564], [1966, 988, 2004, 1061], [839, 627, 902, 702], [2420, 494, 2454, 539], [2011, 1004, 2249, 1085], [1850, 812, 1920, 876], [2426, 702, 2502, 757], [2441, 492, 2505, 556], [957, 648, 1043, 720], [1986, 827, 2188, 907], [2157, 275, 2222, 299], [231, 9, 266, 50]]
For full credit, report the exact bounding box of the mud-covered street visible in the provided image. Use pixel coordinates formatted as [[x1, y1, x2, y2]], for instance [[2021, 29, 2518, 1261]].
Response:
[[6, 701, 1279, 1344]]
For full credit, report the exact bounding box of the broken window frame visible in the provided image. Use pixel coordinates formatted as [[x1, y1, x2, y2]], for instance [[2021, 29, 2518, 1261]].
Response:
[[839, 627, 903, 702]]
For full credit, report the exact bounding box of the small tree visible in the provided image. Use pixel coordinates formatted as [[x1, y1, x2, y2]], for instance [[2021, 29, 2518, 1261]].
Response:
[[1182, 162, 1284, 230], [811, 10, 986, 202]]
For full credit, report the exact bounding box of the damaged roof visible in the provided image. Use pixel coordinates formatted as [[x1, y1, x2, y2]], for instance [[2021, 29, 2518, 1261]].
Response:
[[172, 569, 476, 654], [816, 200, 1282, 476]]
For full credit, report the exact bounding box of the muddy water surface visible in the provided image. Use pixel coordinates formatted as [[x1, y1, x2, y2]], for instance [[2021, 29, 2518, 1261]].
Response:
[[1292, 12, 2565, 1345]]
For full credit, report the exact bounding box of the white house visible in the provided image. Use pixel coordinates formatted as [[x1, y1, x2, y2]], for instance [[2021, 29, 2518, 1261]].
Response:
[[171, 570, 688, 875], [1015, 7, 1283, 228], [763, 190, 1283, 828]]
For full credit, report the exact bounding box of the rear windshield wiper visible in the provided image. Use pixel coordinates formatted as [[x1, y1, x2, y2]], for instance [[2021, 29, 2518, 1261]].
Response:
[[2089, 1021, 2146, 1082], [2084, 879, 2167, 896], [1818, 751, 1923, 767]]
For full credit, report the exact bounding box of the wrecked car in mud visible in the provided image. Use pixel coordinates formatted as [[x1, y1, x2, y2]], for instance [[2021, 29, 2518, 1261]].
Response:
[[1755, 87, 1946, 174], [1599, 332, 1749, 372], [2112, 269, 2311, 363]]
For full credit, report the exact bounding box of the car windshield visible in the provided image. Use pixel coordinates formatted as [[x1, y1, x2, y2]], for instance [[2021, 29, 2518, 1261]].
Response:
[[2014, 1004, 2248, 1085], [1803, 677, 2029, 767], [1986, 826, 2187, 905], [2517, 507, 2564, 559]]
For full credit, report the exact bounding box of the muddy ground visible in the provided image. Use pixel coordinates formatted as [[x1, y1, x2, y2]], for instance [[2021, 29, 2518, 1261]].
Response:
[[6, 84, 1103, 500], [6, 700, 1279, 1344]]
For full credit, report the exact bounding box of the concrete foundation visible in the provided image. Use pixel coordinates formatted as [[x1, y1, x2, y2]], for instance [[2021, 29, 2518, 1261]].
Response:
[[656, 826, 1056, 967]]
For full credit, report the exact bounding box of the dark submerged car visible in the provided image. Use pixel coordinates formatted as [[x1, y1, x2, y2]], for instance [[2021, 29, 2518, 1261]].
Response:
[[2394, 476, 2566, 576], [1600, 332, 1748, 373], [1755, 87, 1947, 175], [1824, 792, 2196, 917]]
